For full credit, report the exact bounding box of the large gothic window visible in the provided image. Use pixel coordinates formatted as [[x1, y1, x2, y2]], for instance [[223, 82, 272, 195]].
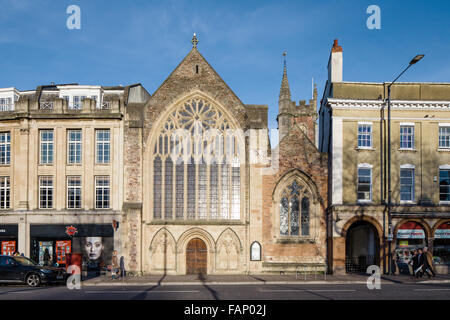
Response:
[[279, 181, 310, 236], [152, 97, 242, 220]]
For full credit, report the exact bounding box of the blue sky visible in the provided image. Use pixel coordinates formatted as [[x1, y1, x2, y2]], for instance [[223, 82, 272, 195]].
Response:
[[1, 0, 449, 131]]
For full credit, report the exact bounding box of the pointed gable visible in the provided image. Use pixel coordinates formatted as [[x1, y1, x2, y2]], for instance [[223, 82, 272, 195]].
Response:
[[143, 47, 249, 141]]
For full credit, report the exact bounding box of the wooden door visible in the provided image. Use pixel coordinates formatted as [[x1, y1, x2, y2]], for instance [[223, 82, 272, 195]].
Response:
[[186, 238, 207, 275]]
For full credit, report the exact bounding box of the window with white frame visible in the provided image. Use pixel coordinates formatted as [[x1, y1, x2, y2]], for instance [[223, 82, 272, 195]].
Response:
[[95, 176, 110, 209], [440, 169, 450, 202], [67, 176, 81, 209], [71, 96, 86, 110], [357, 123, 372, 148], [39, 176, 53, 209], [0, 132, 10, 165], [96, 130, 110, 164], [67, 130, 82, 164], [400, 167, 415, 202], [439, 126, 450, 149], [0, 177, 10, 209], [400, 125, 414, 149], [0, 97, 12, 111], [357, 165, 372, 202], [40, 130, 54, 164]]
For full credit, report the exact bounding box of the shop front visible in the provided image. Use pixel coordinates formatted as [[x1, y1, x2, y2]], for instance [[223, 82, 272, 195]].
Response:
[[30, 224, 114, 272], [395, 221, 427, 274], [0, 225, 18, 256], [433, 221, 450, 274]]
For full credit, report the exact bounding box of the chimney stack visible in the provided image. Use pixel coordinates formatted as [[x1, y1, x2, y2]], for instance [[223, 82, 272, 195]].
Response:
[[328, 39, 343, 83]]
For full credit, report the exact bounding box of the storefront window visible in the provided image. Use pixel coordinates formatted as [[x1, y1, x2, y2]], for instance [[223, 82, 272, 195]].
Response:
[[395, 221, 426, 269], [433, 222, 450, 265]]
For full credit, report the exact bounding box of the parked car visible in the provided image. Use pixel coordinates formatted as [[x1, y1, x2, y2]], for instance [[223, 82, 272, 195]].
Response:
[[0, 255, 66, 287]]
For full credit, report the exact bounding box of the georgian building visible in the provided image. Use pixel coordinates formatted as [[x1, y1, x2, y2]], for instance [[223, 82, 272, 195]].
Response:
[[319, 40, 450, 274], [0, 36, 329, 275]]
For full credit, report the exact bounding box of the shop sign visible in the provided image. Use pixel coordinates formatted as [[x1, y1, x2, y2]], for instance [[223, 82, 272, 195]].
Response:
[[399, 240, 409, 247], [435, 223, 450, 239], [65, 225, 78, 237], [397, 222, 425, 239]]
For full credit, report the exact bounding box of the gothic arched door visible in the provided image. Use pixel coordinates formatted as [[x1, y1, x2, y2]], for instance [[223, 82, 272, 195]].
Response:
[[186, 238, 207, 275]]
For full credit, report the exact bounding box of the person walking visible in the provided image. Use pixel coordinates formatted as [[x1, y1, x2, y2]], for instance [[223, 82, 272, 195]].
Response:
[[43, 249, 51, 266], [410, 249, 419, 277], [391, 253, 398, 275], [422, 247, 436, 278], [111, 250, 119, 279], [416, 248, 425, 278]]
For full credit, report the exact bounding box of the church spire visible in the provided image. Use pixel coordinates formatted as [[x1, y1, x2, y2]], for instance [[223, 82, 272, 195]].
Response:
[[279, 51, 291, 101]]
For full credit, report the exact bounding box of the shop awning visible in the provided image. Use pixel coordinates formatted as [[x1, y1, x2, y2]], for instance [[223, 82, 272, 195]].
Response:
[[397, 221, 425, 239], [435, 222, 450, 239]]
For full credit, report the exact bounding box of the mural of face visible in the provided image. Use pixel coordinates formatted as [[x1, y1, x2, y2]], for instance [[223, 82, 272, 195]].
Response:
[[84, 237, 104, 261]]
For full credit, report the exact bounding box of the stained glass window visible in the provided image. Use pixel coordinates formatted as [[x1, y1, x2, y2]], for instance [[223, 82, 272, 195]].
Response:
[[280, 180, 311, 237], [152, 98, 241, 220]]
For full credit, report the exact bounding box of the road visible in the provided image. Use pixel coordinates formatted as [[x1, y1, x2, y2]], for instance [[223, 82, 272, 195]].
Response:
[[0, 282, 449, 300]]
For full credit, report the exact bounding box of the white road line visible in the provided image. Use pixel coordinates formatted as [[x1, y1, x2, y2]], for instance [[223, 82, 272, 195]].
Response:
[[84, 290, 199, 294], [259, 289, 356, 292], [413, 288, 450, 291], [6, 291, 34, 294]]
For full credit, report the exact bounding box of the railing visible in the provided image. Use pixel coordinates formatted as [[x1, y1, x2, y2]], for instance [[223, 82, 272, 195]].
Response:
[[345, 255, 379, 273], [39, 101, 54, 110], [68, 102, 83, 110], [98, 101, 110, 110], [0, 103, 14, 112]]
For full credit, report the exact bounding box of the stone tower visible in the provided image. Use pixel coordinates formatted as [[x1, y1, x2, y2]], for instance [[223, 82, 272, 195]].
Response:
[[277, 53, 318, 145]]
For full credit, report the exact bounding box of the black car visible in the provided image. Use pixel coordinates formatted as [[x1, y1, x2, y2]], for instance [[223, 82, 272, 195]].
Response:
[[0, 255, 66, 287]]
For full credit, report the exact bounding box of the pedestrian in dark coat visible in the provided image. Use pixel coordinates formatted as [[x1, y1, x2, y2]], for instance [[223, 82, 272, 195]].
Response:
[[422, 247, 436, 278]]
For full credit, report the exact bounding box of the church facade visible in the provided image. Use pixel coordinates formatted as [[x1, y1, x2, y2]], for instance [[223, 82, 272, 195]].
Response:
[[121, 36, 328, 275]]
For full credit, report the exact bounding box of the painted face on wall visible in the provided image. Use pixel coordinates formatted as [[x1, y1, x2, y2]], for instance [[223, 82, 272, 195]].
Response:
[[84, 237, 104, 261]]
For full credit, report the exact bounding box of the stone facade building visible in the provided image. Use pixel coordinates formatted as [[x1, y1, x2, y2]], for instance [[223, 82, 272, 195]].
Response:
[[0, 36, 328, 275], [319, 40, 450, 274]]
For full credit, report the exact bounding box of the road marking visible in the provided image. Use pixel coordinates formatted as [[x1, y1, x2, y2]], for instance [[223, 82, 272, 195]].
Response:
[[85, 290, 199, 294], [413, 288, 450, 291], [6, 291, 34, 294], [259, 289, 356, 292]]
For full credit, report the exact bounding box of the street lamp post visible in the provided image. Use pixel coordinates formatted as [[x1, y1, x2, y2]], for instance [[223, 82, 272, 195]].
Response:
[[386, 54, 424, 275]]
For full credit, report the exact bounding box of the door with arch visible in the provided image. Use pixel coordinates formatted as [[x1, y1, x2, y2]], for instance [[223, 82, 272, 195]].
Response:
[[186, 238, 207, 275], [345, 221, 380, 273]]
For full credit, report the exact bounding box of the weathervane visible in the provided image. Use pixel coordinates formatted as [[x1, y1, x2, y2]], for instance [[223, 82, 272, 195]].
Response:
[[192, 33, 199, 48], [283, 51, 287, 68]]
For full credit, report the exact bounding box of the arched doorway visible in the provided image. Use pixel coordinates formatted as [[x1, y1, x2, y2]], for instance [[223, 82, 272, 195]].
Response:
[[186, 238, 207, 275], [345, 221, 380, 273]]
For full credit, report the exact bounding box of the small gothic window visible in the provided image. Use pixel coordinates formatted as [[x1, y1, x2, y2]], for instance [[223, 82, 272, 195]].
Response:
[[250, 241, 261, 261], [196, 65, 199, 74], [279, 180, 311, 236]]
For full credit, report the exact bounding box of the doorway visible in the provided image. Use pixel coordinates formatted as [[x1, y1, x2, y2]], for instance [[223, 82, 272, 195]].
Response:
[[186, 238, 207, 275], [345, 221, 380, 273]]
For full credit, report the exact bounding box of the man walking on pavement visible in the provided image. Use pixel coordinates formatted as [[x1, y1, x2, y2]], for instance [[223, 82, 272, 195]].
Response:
[[422, 247, 436, 278]]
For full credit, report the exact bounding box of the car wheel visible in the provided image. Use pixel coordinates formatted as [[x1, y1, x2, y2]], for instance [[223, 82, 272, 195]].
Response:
[[26, 273, 41, 287]]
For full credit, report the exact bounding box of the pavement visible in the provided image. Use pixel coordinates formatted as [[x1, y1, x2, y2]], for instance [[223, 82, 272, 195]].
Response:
[[81, 272, 450, 286]]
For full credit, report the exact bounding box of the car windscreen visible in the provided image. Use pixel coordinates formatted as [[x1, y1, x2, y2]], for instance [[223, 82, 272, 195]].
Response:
[[13, 257, 37, 266]]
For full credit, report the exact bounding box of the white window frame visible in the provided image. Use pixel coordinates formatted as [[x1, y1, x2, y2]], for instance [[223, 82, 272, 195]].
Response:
[[0, 176, 10, 209], [399, 123, 415, 150], [357, 122, 373, 149], [0, 132, 11, 165], [67, 130, 82, 164], [67, 176, 82, 209], [438, 124, 450, 149], [39, 176, 53, 209], [357, 164, 372, 203], [95, 176, 110, 209], [439, 166, 450, 204], [95, 129, 110, 164], [400, 165, 415, 203], [39, 129, 54, 164]]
